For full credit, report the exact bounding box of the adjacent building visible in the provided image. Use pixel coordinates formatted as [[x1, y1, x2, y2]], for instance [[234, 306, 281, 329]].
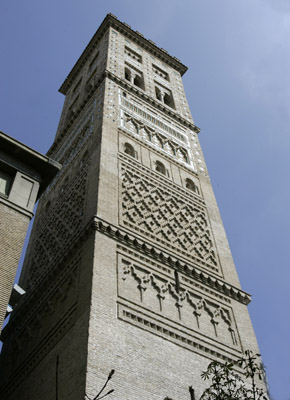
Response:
[[0, 131, 60, 332]]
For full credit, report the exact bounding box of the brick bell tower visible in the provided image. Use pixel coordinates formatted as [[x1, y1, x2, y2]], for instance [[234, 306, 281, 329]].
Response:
[[0, 14, 264, 400]]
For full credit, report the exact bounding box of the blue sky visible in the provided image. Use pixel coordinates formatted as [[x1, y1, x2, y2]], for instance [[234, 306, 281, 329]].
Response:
[[1, 1, 289, 399]]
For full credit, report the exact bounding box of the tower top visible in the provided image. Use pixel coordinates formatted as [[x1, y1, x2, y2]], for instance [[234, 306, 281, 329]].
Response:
[[59, 13, 188, 95]]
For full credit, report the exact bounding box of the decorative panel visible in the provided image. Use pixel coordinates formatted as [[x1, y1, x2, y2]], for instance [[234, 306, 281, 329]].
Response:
[[121, 112, 190, 166], [120, 162, 220, 274], [117, 252, 242, 362], [25, 153, 90, 288]]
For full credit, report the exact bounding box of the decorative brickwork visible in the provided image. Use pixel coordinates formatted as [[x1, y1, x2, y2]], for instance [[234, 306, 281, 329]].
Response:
[[120, 163, 219, 273], [93, 221, 251, 304], [118, 304, 238, 364], [0, 14, 265, 400], [24, 153, 90, 288], [122, 112, 191, 166], [116, 245, 231, 304], [117, 253, 241, 361]]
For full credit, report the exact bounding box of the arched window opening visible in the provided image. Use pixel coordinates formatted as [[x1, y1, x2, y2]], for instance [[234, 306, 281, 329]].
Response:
[[155, 87, 162, 101], [125, 65, 144, 89], [134, 74, 142, 88], [155, 86, 175, 109], [155, 161, 166, 176], [185, 179, 199, 194], [125, 68, 131, 82], [124, 143, 137, 159], [164, 92, 175, 108]]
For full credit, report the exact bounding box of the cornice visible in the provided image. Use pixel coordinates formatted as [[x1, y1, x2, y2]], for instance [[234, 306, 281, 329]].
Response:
[[59, 13, 188, 95], [108, 14, 188, 74], [1, 214, 251, 345], [0, 196, 34, 219], [92, 217, 251, 305]]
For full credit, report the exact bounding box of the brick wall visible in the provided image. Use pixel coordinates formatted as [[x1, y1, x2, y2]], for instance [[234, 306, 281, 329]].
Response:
[[0, 203, 29, 331]]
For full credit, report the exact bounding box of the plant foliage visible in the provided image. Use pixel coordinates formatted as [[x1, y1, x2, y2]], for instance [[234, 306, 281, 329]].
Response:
[[200, 351, 268, 400]]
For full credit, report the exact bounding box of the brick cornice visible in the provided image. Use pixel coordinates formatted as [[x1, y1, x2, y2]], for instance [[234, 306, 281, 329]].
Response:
[[2, 215, 251, 342], [59, 13, 188, 95], [92, 217, 251, 305]]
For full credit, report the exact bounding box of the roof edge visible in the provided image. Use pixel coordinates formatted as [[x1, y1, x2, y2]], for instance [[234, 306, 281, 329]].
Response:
[[0, 130, 61, 197], [59, 13, 188, 95]]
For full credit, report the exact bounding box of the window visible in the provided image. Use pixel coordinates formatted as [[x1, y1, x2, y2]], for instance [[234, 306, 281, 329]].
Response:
[[155, 84, 175, 109], [124, 143, 137, 159], [125, 67, 131, 82], [185, 178, 199, 194], [155, 86, 162, 101], [133, 74, 143, 88], [124, 64, 144, 90], [164, 92, 175, 108], [0, 170, 13, 197], [155, 161, 166, 176]]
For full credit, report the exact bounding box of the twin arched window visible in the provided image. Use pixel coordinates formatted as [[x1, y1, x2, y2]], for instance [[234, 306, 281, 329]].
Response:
[[155, 86, 175, 109], [124, 66, 144, 89]]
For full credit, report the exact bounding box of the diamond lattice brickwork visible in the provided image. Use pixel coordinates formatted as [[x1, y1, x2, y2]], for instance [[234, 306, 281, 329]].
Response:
[[121, 165, 219, 272]]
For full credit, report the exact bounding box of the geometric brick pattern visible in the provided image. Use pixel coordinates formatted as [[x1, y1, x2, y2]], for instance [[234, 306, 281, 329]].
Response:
[[123, 113, 190, 165], [118, 255, 241, 354], [24, 153, 90, 288], [121, 165, 219, 271]]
